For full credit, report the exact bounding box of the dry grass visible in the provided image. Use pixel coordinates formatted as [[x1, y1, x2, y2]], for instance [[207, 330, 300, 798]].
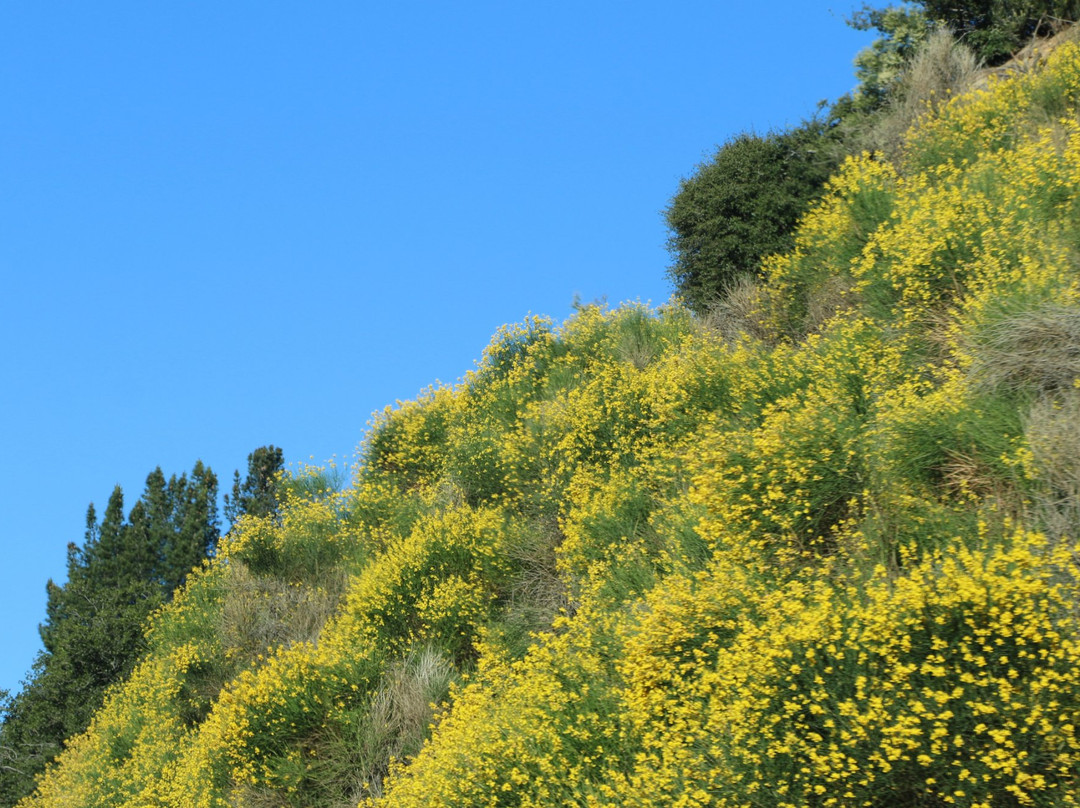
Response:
[[967, 303, 1080, 394], [904, 28, 980, 103], [230, 783, 293, 808], [938, 450, 1020, 514], [804, 273, 859, 335], [219, 562, 346, 661], [613, 308, 661, 370], [702, 274, 773, 344], [617, 339, 657, 371], [349, 647, 456, 801], [238, 646, 457, 808], [971, 22, 1080, 91], [853, 29, 981, 163], [503, 515, 566, 614], [1024, 393, 1080, 540], [483, 516, 570, 662]]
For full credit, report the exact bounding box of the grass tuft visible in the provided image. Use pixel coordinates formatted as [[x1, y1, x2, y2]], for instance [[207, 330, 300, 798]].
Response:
[[967, 302, 1080, 394]]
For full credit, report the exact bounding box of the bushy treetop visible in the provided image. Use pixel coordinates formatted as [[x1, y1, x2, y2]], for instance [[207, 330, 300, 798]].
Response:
[[665, 120, 841, 315]]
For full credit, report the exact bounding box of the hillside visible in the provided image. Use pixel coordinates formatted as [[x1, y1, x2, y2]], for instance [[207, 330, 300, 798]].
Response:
[[18, 34, 1080, 808]]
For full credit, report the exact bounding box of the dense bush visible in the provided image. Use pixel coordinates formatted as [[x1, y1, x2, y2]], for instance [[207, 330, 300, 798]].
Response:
[[664, 120, 841, 315], [847, 3, 933, 112], [854, 1, 1080, 68]]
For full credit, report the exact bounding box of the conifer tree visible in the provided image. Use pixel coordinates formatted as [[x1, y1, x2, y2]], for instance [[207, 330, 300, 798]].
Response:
[[160, 461, 219, 595], [0, 460, 222, 806], [224, 445, 284, 529]]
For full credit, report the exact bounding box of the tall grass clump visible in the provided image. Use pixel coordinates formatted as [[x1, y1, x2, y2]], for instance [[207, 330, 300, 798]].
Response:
[[851, 28, 981, 162]]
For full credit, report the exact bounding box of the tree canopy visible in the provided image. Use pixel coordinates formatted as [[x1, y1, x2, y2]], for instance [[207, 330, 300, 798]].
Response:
[[224, 445, 285, 529], [854, 1, 1080, 66], [0, 462, 220, 805], [665, 120, 841, 315]]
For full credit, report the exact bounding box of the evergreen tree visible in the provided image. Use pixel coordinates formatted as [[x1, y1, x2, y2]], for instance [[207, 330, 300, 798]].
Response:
[[140, 468, 174, 584], [0, 505, 161, 804], [665, 120, 842, 314], [161, 461, 219, 595], [916, 0, 1080, 64], [225, 445, 284, 529], [87, 486, 132, 588], [0, 459, 222, 806], [853, 1, 1080, 68]]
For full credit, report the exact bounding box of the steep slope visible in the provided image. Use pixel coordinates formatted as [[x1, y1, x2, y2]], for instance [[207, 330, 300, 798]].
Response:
[[19, 39, 1080, 808]]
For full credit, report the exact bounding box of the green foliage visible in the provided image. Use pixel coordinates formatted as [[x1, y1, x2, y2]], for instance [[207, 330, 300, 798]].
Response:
[[854, 1, 1080, 68], [847, 3, 934, 112], [0, 461, 220, 806], [225, 445, 285, 529], [665, 120, 842, 315], [917, 0, 1080, 64], [364, 392, 452, 492], [0, 578, 160, 806]]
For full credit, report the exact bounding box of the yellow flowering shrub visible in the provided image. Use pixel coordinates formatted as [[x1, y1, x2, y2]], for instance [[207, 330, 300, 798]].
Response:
[[25, 643, 205, 808], [618, 531, 1080, 807], [364, 385, 456, 492], [366, 596, 632, 808]]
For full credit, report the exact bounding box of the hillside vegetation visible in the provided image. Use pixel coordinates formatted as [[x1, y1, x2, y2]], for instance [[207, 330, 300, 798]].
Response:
[[17, 31, 1080, 808]]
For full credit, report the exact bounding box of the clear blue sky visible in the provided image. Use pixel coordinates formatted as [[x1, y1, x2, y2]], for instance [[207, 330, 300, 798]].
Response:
[[0, 3, 875, 696]]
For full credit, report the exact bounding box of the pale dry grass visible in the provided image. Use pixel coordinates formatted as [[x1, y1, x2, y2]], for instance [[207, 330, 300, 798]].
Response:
[[967, 303, 1080, 394], [235, 647, 457, 808], [350, 647, 456, 801], [854, 29, 981, 163], [804, 273, 859, 335], [503, 515, 566, 614], [702, 274, 773, 344], [1025, 393, 1080, 540], [220, 562, 346, 661]]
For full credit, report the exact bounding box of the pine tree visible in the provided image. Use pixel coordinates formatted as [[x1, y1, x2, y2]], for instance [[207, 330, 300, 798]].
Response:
[[224, 445, 284, 529], [161, 461, 219, 595], [0, 460, 222, 806], [0, 494, 163, 804]]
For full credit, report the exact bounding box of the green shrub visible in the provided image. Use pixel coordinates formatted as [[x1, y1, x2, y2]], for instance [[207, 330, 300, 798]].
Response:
[[665, 120, 842, 315], [847, 3, 934, 112], [855, 1, 1080, 69], [363, 390, 453, 491]]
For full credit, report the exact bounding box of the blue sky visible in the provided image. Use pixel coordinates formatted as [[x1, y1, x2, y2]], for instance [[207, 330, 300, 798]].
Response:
[[0, 3, 876, 696]]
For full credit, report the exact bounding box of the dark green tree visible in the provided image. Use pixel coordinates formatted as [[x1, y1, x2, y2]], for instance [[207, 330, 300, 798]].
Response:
[[161, 461, 220, 594], [224, 445, 285, 529], [665, 119, 842, 315], [0, 460, 220, 806], [0, 498, 162, 804], [856, 1, 1080, 67], [920, 0, 1080, 62]]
